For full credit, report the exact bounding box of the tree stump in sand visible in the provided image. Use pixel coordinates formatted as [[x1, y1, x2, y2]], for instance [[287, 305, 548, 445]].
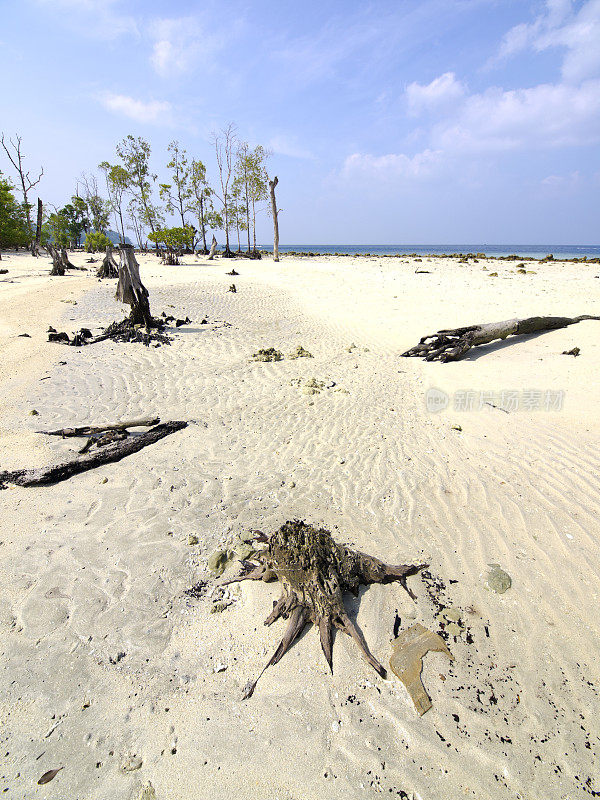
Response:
[[116, 244, 153, 328], [207, 235, 217, 260], [219, 520, 427, 698], [48, 246, 65, 276], [97, 244, 119, 279]]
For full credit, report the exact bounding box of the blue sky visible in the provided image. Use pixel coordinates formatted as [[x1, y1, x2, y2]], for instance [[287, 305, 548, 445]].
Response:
[[1, 0, 599, 244]]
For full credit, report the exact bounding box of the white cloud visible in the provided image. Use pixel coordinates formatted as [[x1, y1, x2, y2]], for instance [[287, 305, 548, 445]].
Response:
[[268, 135, 315, 160], [342, 149, 442, 180], [148, 16, 225, 77], [496, 0, 600, 82], [99, 92, 172, 124], [34, 0, 137, 39], [406, 72, 466, 115], [434, 79, 600, 151]]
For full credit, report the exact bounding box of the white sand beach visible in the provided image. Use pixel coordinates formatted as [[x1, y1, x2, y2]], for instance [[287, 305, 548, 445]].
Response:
[[0, 250, 599, 800]]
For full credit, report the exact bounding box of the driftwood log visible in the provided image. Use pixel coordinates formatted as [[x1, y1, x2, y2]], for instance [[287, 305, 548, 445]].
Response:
[[402, 315, 600, 362], [97, 244, 119, 279], [0, 420, 187, 488], [39, 417, 160, 437], [220, 520, 427, 698]]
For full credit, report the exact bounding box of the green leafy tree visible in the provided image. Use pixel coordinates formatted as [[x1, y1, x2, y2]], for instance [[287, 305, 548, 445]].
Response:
[[84, 231, 112, 252], [230, 177, 248, 252], [148, 226, 194, 251], [59, 202, 88, 247], [189, 158, 218, 253], [0, 173, 29, 256], [116, 135, 162, 245], [159, 141, 192, 228], [43, 210, 70, 248], [247, 146, 269, 252], [99, 161, 129, 243]]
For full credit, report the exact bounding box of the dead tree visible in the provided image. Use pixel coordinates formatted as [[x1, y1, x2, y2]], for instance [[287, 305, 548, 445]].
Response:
[[116, 244, 153, 328], [48, 246, 65, 276], [207, 235, 217, 260], [97, 244, 119, 278], [32, 198, 43, 257], [60, 247, 77, 270], [402, 315, 600, 362], [269, 176, 280, 262], [0, 133, 44, 250]]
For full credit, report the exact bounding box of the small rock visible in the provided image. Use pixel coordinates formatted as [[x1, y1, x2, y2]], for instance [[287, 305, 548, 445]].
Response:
[[451, 424, 462, 431], [138, 783, 157, 800], [29, 409, 39, 416], [208, 549, 230, 575], [121, 755, 143, 772], [187, 534, 199, 546], [442, 607, 461, 623], [101, 477, 108, 484], [234, 541, 254, 560], [485, 563, 512, 593]]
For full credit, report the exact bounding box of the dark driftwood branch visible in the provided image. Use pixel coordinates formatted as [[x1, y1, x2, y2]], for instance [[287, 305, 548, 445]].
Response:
[[0, 421, 187, 488], [38, 417, 161, 437], [402, 315, 600, 362]]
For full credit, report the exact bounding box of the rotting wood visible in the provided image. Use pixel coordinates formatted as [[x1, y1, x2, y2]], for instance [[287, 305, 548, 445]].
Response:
[[116, 244, 153, 328], [216, 520, 427, 699], [38, 417, 161, 437], [389, 623, 454, 716], [0, 420, 187, 488], [402, 315, 600, 362], [48, 245, 65, 276], [269, 176, 280, 263], [97, 244, 119, 279]]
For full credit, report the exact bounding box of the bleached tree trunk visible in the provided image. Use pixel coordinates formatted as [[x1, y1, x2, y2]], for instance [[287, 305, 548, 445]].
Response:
[[269, 176, 279, 263], [207, 235, 217, 260], [116, 244, 152, 328]]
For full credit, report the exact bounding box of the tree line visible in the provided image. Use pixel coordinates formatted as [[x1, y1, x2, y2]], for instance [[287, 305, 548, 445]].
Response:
[[0, 124, 275, 259]]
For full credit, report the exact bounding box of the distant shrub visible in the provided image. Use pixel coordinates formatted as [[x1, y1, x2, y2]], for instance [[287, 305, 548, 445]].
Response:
[[85, 232, 112, 252]]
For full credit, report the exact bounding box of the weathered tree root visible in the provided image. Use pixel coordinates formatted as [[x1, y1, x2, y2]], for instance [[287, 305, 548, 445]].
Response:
[[97, 245, 119, 279], [402, 315, 600, 362], [0, 420, 187, 488], [219, 520, 427, 698], [48, 316, 172, 347]]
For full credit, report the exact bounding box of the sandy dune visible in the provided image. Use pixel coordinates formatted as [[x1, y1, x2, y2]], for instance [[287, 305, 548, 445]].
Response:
[[0, 250, 599, 800]]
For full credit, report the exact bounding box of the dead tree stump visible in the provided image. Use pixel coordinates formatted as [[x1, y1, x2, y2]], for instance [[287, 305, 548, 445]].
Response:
[[116, 244, 153, 328], [48, 246, 65, 276], [97, 245, 119, 279], [207, 235, 217, 260]]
